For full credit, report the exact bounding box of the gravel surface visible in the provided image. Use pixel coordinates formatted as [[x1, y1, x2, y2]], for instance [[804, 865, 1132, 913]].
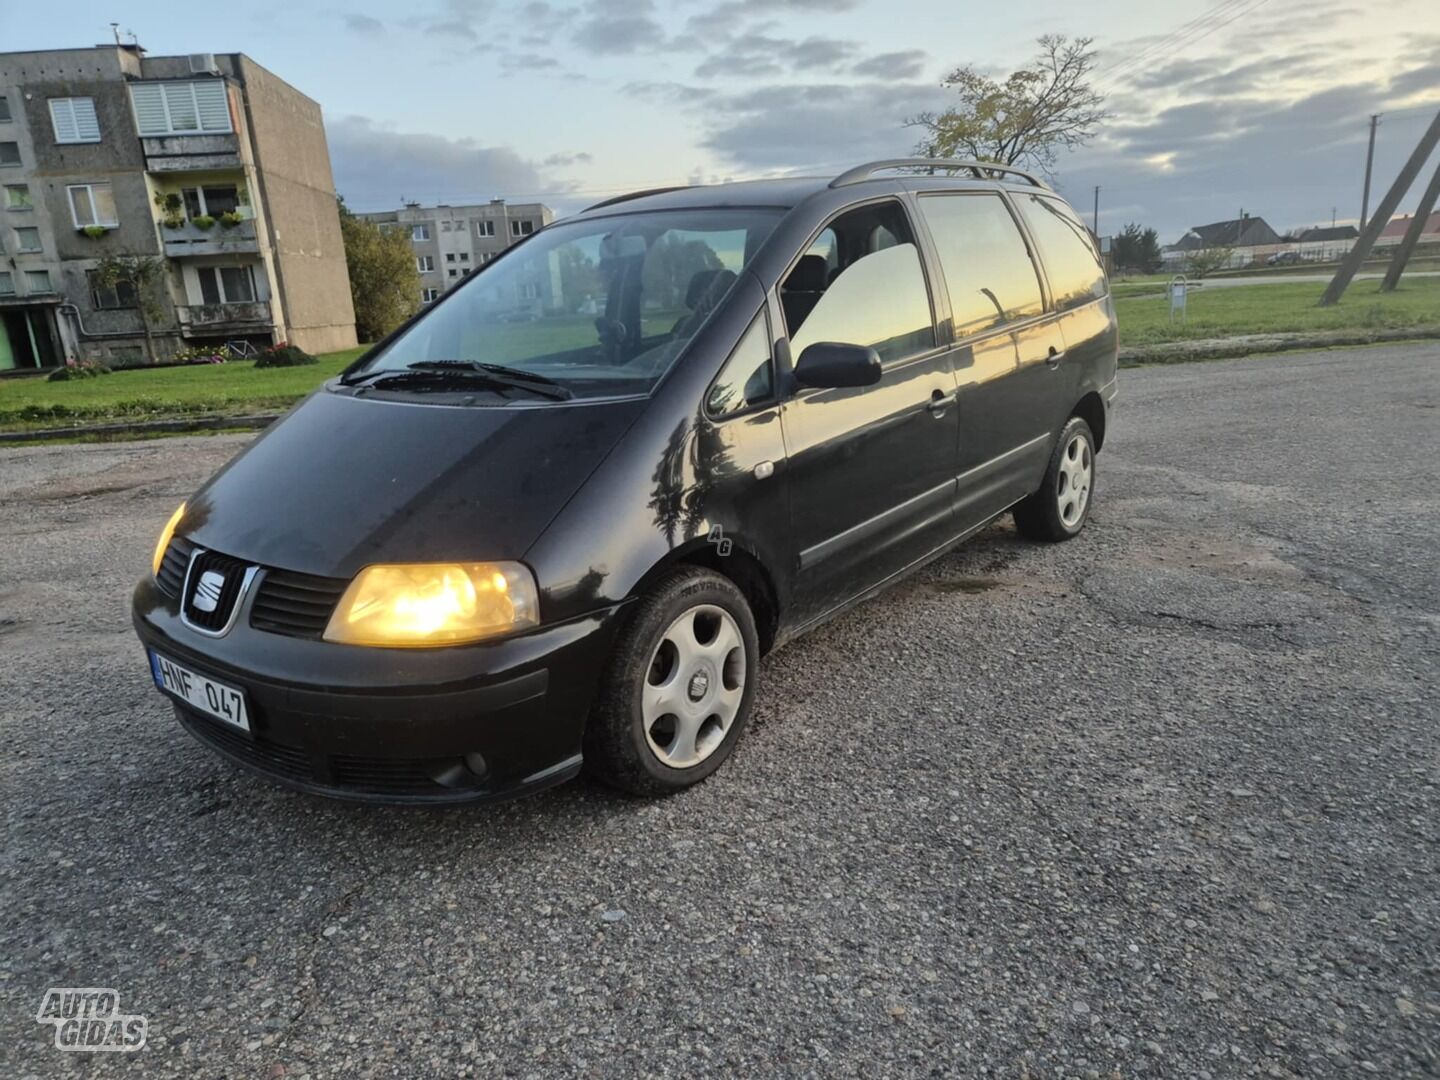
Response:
[[2, 344, 1437, 1078]]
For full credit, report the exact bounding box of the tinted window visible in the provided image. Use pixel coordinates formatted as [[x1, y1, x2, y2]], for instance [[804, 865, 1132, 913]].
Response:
[[919, 193, 1044, 338], [707, 312, 773, 417], [783, 201, 934, 364], [1016, 194, 1107, 310]]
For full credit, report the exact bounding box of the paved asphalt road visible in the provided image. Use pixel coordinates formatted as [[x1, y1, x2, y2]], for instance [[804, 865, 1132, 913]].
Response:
[[2, 344, 1437, 1078]]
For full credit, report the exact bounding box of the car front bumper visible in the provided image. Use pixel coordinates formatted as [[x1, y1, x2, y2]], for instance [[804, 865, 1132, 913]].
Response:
[[132, 576, 623, 804]]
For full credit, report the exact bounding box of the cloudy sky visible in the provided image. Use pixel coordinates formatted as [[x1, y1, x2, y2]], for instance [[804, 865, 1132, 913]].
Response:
[[11, 0, 1440, 241]]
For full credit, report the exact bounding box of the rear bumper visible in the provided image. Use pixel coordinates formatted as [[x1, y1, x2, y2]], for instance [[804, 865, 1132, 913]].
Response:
[[133, 576, 623, 804]]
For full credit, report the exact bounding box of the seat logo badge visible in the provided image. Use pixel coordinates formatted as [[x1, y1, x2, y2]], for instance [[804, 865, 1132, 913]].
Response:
[[193, 570, 226, 613]]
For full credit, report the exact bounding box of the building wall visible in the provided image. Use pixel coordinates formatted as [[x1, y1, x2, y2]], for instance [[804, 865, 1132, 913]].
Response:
[[235, 56, 355, 353]]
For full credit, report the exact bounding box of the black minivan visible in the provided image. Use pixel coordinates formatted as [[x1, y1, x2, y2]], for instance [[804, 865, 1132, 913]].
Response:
[[134, 159, 1118, 803]]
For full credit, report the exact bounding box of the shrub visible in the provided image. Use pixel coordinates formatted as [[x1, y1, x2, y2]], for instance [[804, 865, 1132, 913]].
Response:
[[47, 358, 112, 381], [173, 344, 231, 365], [254, 342, 316, 368], [80, 225, 109, 239], [191, 214, 216, 230], [218, 211, 244, 229]]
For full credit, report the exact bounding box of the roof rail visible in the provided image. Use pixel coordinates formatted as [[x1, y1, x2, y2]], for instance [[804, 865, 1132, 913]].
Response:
[[582, 186, 689, 213], [830, 159, 1049, 190]]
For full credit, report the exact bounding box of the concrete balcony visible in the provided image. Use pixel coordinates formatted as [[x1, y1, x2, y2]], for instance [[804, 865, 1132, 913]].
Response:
[[162, 219, 259, 258], [177, 300, 273, 336], [141, 133, 243, 173]]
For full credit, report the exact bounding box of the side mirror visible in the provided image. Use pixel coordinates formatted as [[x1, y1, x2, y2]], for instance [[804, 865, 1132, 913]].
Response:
[[793, 342, 882, 389]]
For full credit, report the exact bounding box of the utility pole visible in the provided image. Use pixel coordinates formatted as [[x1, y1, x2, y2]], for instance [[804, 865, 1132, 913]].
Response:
[[1092, 185, 1100, 235], [1380, 159, 1440, 291], [1360, 114, 1380, 230], [1321, 109, 1440, 306]]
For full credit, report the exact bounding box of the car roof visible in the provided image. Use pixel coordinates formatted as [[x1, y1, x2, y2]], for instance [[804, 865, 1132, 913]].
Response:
[[570, 160, 1053, 221]]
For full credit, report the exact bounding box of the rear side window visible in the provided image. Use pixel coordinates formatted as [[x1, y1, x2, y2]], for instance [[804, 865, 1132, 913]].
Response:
[[1015, 194, 1107, 311], [783, 201, 935, 364], [708, 312, 774, 417], [918, 193, 1044, 338]]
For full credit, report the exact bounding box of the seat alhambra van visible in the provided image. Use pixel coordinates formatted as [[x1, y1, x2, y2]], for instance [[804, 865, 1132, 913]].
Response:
[[134, 159, 1118, 803]]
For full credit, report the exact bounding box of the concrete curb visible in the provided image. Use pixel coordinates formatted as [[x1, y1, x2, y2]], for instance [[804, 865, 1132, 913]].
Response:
[[1119, 327, 1440, 367], [0, 413, 281, 444]]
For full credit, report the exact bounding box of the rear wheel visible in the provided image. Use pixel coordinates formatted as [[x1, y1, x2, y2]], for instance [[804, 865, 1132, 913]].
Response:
[[585, 568, 759, 796], [1013, 417, 1096, 542]]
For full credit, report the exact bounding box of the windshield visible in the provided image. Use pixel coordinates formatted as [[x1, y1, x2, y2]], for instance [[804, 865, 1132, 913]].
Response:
[[349, 207, 783, 402]]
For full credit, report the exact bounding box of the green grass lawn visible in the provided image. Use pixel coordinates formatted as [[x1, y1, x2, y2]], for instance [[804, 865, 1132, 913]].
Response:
[[0, 347, 368, 432], [1114, 277, 1440, 346]]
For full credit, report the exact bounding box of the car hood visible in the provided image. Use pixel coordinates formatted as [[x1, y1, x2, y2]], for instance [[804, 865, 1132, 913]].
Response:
[[181, 388, 647, 579]]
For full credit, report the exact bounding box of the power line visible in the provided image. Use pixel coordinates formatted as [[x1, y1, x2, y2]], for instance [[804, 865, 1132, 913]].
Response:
[[1099, 0, 1276, 88], [1096, 0, 1253, 84]]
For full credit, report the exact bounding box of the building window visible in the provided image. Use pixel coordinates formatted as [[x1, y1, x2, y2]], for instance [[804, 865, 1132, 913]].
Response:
[[0, 271, 13, 296], [463, 268, 472, 276], [181, 185, 239, 218], [68, 183, 119, 229], [417, 255, 435, 273], [475, 220, 494, 237], [445, 253, 455, 262], [441, 221, 453, 232], [511, 219, 534, 237], [422, 288, 440, 303], [4, 184, 31, 210], [25, 269, 53, 293], [87, 269, 138, 309], [196, 265, 256, 304], [14, 226, 41, 252], [0, 142, 19, 167], [49, 97, 101, 143], [518, 282, 539, 300], [0, 96, 11, 122], [129, 81, 231, 136], [448, 269, 458, 278], [459, 252, 470, 262], [411, 224, 430, 242]]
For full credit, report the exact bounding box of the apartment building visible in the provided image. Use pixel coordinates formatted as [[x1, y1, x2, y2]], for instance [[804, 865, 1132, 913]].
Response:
[[0, 43, 355, 371], [356, 200, 554, 305]]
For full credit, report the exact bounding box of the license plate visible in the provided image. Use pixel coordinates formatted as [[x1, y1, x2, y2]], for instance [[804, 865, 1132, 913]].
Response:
[[149, 650, 250, 733]]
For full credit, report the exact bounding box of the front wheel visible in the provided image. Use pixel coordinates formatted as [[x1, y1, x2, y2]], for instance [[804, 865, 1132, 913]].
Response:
[[1013, 417, 1096, 542], [584, 567, 759, 796]]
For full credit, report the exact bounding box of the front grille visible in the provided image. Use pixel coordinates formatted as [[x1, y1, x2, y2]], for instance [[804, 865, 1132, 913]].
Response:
[[250, 568, 348, 640], [156, 536, 196, 598], [177, 708, 477, 798], [181, 550, 252, 632], [178, 709, 313, 783]]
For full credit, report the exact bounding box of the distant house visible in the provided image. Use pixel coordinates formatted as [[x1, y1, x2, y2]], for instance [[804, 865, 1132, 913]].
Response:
[[1293, 224, 1359, 262], [1375, 210, 1440, 247], [1162, 215, 1284, 267]]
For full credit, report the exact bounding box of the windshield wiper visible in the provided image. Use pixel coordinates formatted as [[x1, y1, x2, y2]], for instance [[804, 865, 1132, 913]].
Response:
[[341, 361, 571, 400], [407, 360, 572, 398]]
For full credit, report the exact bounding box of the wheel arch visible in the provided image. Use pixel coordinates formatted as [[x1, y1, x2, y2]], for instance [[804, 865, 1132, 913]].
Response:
[[1072, 391, 1107, 450], [628, 540, 781, 656]]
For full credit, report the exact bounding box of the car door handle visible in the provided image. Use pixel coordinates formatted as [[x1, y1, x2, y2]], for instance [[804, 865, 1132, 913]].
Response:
[[1045, 346, 1066, 368], [927, 389, 956, 417]]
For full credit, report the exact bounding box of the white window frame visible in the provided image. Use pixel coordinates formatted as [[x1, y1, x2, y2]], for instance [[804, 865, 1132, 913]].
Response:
[[417, 255, 435, 273], [411, 224, 431, 242], [129, 81, 232, 137], [475, 220, 495, 237], [67, 183, 119, 229], [195, 263, 258, 305], [49, 97, 102, 144], [14, 226, 42, 253], [510, 219, 534, 237], [421, 287, 440, 303]]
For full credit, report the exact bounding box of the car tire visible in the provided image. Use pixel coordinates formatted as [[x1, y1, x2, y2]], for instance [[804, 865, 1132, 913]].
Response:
[[1013, 416, 1097, 542], [584, 567, 760, 796]]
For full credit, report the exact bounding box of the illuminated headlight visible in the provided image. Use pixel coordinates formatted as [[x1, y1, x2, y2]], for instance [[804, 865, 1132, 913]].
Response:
[[323, 562, 539, 647], [152, 502, 186, 578]]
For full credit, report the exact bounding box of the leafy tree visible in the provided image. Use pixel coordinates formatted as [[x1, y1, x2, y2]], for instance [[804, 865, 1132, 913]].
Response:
[[555, 245, 602, 313], [93, 254, 167, 364], [338, 197, 420, 342], [1184, 246, 1233, 279], [1112, 223, 1162, 274], [908, 35, 1107, 170], [641, 234, 723, 312]]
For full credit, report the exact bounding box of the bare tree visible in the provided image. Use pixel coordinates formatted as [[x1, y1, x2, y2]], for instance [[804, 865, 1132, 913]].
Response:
[[908, 35, 1108, 170], [1184, 247, 1233, 279]]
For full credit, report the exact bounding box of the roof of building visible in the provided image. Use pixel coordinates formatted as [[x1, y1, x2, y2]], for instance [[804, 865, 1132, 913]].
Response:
[[1174, 216, 1282, 249], [1296, 225, 1359, 242], [1380, 210, 1440, 238]]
